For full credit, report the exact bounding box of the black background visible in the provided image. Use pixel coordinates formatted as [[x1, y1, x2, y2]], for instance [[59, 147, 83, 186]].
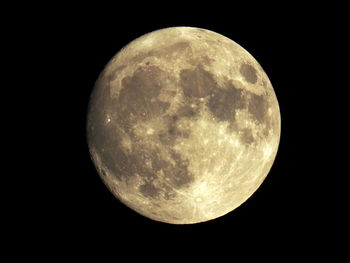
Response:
[[12, 2, 343, 259]]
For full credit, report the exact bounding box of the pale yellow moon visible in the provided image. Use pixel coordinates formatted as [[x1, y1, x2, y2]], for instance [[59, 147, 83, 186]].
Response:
[[87, 27, 281, 224]]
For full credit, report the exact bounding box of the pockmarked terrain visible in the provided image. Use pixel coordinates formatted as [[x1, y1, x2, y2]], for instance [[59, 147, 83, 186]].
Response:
[[87, 27, 281, 224]]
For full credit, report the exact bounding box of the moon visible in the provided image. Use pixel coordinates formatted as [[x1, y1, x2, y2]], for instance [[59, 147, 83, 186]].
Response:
[[87, 27, 281, 224]]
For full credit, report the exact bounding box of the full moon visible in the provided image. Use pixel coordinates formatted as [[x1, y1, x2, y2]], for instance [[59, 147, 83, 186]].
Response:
[[87, 27, 281, 224]]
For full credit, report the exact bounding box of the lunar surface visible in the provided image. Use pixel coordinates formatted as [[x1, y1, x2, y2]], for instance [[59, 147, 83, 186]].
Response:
[[87, 27, 281, 224]]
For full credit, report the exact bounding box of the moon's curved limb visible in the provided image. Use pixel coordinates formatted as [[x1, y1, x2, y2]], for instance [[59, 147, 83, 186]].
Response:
[[87, 27, 280, 224]]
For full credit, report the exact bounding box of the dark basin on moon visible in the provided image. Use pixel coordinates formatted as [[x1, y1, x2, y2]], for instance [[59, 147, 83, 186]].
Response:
[[87, 27, 280, 224]]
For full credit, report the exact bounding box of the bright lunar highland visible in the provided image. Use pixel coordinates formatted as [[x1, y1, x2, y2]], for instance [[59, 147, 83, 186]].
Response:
[[87, 27, 281, 224]]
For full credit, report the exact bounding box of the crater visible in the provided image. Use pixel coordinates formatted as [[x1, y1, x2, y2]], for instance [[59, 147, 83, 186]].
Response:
[[100, 167, 108, 177], [240, 63, 258, 84], [180, 65, 216, 98]]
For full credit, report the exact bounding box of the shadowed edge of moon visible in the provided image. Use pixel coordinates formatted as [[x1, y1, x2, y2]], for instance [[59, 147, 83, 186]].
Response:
[[87, 28, 279, 224]]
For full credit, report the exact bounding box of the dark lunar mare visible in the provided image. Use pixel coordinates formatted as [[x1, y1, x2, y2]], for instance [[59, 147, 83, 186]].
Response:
[[207, 80, 246, 123], [177, 62, 270, 145], [138, 149, 194, 198], [88, 55, 271, 203], [118, 66, 170, 124], [88, 64, 197, 201], [180, 65, 216, 98], [240, 63, 258, 84]]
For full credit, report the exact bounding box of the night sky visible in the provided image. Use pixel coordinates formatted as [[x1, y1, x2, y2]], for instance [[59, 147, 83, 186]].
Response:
[[11, 3, 341, 259]]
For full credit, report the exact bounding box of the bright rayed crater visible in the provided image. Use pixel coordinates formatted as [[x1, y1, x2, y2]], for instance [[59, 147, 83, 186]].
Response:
[[87, 27, 281, 224]]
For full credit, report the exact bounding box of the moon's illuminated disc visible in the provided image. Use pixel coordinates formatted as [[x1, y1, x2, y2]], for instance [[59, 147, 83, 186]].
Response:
[[87, 27, 281, 224]]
